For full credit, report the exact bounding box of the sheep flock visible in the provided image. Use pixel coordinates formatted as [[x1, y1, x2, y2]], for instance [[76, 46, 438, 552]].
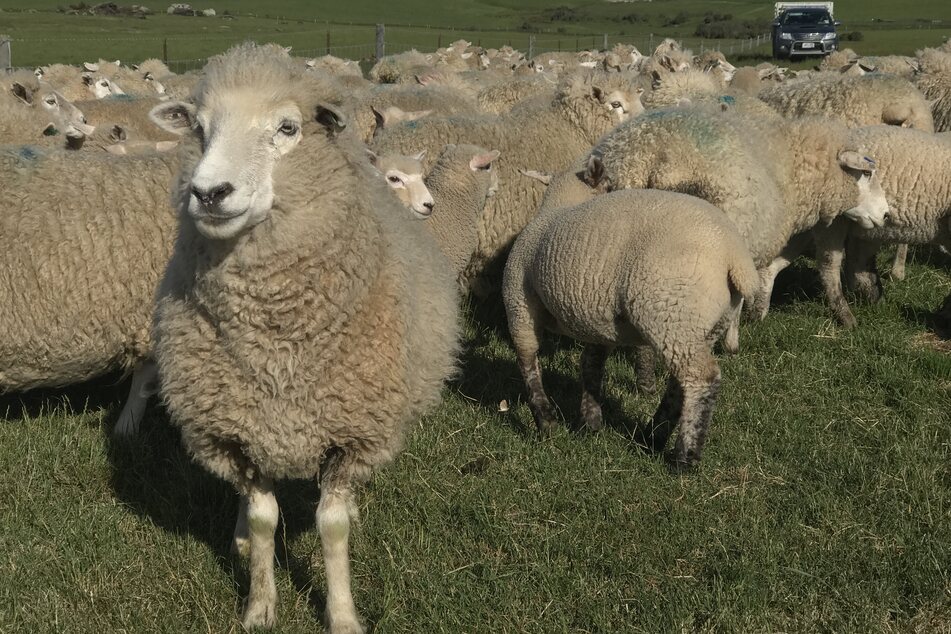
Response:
[[2, 36, 950, 631]]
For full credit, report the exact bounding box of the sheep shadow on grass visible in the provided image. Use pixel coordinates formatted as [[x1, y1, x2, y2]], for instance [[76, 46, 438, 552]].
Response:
[[0, 370, 130, 423], [104, 410, 330, 623]]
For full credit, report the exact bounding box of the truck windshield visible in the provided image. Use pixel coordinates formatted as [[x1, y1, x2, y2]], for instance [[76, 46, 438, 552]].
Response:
[[782, 10, 833, 26]]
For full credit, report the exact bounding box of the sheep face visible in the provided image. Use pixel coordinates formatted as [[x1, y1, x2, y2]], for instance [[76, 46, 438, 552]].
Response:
[[593, 85, 645, 123], [838, 151, 890, 230], [82, 73, 124, 99], [143, 72, 167, 97], [150, 94, 305, 240], [368, 150, 434, 218], [10, 81, 95, 143]]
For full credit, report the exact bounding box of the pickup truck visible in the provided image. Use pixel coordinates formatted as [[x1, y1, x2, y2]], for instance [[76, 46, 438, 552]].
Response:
[[772, 2, 840, 60]]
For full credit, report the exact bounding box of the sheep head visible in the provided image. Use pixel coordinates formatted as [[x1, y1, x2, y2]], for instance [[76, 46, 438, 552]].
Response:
[[10, 79, 94, 143], [367, 149, 434, 218], [837, 151, 890, 230]]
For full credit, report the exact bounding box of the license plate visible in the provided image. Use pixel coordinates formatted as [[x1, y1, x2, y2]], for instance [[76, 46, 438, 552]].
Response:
[[801, 42, 816, 49]]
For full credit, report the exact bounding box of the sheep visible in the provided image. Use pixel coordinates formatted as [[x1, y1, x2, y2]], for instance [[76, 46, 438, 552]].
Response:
[[340, 83, 481, 142], [503, 168, 759, 470], [915, 47, 951, 132], [304, 54, 363, 78], [855, 55, 920, 79], [643, 69, 720, 108], [75, 96, 181, 145], [36, 62, 125, 101], [476, 74, 558, 115], [369, 49, 433, 83], [583, 107, 892, 327], [0, 145, 179, 404], [1, 71, 95, 148], [759, 73, 935, 131], [811, 126, 951, 326], [371, 69, 644, 291], [422, 144, 500, 281], [366, 149, 434, 216], [819, 48, 858, 71], [148, 43, 460, 632], [158, 69, 202, 101]]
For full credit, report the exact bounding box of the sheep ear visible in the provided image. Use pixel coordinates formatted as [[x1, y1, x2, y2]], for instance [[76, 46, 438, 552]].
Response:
[[651, 70, 663, 88], [131, 63, 140, 71], [592, 85, 605, 102], [371, 106, 386, 131], [11, 81, 33, 105], [110, 125, 128, 142], [83, 62, 99, 72], [148, 100, 196, 135], [315, 103, 347, 135], [414, 73, 434, 86], [365, 148, 380, 167], [519, 169, 552, 186], [82, 74, 94, 86], [469, 149, 500, 171], [838, 150, 876, 176], [412, 150, 426, 161], [584, 154, 605, 186]]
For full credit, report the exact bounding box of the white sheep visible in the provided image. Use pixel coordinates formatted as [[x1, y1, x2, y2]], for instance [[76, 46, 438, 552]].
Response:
[[148, 43, 460, 632], [1, 71, 95, 148], [503, 168, 758, 470], [583, 107, 892, 327], [366, 149, 434, 216]]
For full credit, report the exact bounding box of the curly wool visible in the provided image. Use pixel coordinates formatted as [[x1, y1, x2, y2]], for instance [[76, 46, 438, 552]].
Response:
[[915, 47, 951, 132], [0, 146, 179, 391], [153, 43, 460, 484]]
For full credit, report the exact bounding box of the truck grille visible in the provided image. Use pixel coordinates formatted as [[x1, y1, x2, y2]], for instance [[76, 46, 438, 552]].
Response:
[[798, 32, 824, 41]]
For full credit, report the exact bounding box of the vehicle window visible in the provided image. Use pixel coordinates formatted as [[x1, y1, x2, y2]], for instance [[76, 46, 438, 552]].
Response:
[[782, 11, 832, 26]]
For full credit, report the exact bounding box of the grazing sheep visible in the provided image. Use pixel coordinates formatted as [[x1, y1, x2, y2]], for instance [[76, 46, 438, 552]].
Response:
[[0, 146, 178, 396], [583, 108, 891, 326], [503, 169, 758, 470], [1, 71, 95, 148], [759, 73, 935, 131], [813, 126, 951, 325], [423, 144, 500, 281], [149, 43, 460, 632], [372, 69, 643, 291]]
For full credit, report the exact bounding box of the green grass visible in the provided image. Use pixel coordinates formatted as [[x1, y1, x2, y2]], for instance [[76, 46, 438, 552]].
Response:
[[1, 0, 950, 69], [1, 248, 949, 632]]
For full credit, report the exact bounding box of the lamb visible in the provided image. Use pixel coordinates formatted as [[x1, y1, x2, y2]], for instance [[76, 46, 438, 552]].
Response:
[[371, 69, 644, 290], [503, 168, 759, 470], [148, 43, 460, 632], [812, 126, 951, 326], [367, 149, 434, 216], [583, 107, 891, 327], [0, 145, 179, 408], [1, 71, 95, 148], [758, 73, 935, 131], [422, 144, 500, 280]]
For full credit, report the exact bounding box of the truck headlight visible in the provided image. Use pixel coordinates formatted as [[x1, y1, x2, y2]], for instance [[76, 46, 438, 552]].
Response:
[[779, 33, 793, 41], [822, 32, 836, 40]]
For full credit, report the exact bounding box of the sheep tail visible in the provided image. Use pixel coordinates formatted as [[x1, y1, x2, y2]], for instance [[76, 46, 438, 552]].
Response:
[[728, 253, 760, 307]]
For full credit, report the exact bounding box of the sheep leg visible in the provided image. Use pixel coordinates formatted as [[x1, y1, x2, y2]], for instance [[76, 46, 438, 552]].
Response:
[[751, 232, 809, 320], [579, 344, 609, 431], [890, 243, 908, 281], [813, 219, 857, 328], [317, 455, 364, 634], [844, 236, 884, 303], [232, 494, 250, 558], [633, 344, 656, 395], [517, 354, 558, 435], [113, 358, 158, 438], [507, 285, 558, 434], [643, 376, 683, 454], [667, 351, 721, 473], [241, 477, 279, 630]]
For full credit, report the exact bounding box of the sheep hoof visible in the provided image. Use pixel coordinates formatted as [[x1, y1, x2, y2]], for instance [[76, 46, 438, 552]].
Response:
[[636, 377, 657, 396], [580, 408, 603, 432], [665, 454, 698, 475], [241, 597, 277, 630], [535, 417, 557, 436], [326, 617, 366, 634], [837, 311, 858, 330]]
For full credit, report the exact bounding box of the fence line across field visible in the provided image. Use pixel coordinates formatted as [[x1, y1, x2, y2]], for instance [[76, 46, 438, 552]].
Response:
[[3, 23, 772, 71]]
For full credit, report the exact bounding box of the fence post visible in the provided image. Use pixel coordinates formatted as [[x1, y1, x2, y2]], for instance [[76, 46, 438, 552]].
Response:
[[528, 34, 535, 59], [437, 34, 442, 49], [163, 38, 168, 64], [602, 33, 608, 51], [649, 33, 654, 52], [326, 31, 331, 55], [0, 35, 10, 71], [375, 23, 385, 60]]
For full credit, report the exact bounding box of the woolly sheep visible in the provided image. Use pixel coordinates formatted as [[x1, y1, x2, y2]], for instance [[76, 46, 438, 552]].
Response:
[[0, 146, 178, 402], [367, 149, 434, 216], [369, 49, 433, 83], [759, 73, 935, 131], [915, 47, 951, 132], [149, 43, 460, 632], [503, 169, 758, 470], [1, 71, 94, 148], [422, 144, 500, 281], [476, 74, 558, 115], [811, 126, 951, 326], [583, 108, 892, 326], [372, 69, 644, 291], [36, 62, 125, 101], [75, 96, 181, 145]]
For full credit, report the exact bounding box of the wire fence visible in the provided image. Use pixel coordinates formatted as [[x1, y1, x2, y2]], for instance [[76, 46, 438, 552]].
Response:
[[2, 21, 773, 74]]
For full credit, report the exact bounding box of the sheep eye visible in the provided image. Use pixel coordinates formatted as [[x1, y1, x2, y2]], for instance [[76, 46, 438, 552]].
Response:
[[278, 121, 299, 136], [44, 97, 56, 106], [611, 101, 622, 109], [387, 175, 401, 184]]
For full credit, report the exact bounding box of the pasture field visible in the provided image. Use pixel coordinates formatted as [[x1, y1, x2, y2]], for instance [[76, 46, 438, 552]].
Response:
[[1, 0, 951, 69], [1, 250, 949, 632]]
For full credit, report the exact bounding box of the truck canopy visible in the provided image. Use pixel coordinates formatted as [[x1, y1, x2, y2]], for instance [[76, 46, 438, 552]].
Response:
[[774, 2, 834, 18]]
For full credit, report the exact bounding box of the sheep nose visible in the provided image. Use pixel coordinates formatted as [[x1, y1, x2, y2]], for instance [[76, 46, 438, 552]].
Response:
[[423, 201, 434, 212], [192, 183, 234, 207], [882, 212, 890, 223]]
